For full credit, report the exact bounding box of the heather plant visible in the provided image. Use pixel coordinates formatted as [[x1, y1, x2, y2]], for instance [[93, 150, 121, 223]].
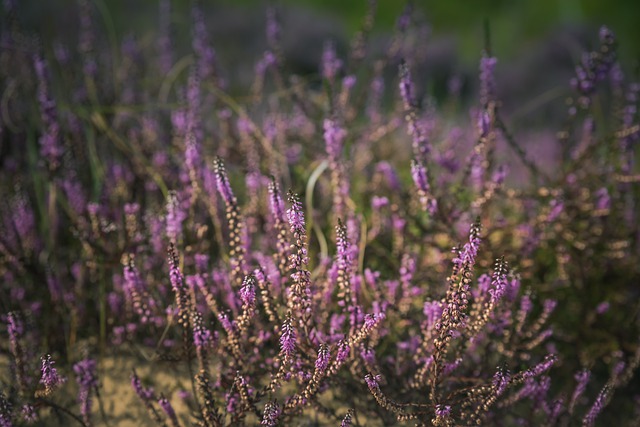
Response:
[[1, 1, 640, 426]]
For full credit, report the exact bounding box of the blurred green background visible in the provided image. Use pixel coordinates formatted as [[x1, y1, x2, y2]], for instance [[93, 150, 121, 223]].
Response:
[[291, 0, 640, 63], [11, 0, 640, 66]]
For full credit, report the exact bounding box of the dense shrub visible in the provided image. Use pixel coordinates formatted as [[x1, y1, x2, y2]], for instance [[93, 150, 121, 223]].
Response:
[[1, 1, 639, 426]]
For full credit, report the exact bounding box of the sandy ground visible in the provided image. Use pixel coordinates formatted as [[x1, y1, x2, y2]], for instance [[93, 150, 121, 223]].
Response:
[[1, 350, 380, 426], [1, 351, 194, 426]]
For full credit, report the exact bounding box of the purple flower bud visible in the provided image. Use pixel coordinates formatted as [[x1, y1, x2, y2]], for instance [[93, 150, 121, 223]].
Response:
[[131, 371, 155, 401], [329, 337, 346, 358], [364, 312, 385, 330], [213, 157, 236, 206], [570, 369, 591, 413], [74, 358, 98, 425], [261, 400, 281, 426], [492, 366, 510, 396], [279, 316, 296, 358], [158, 396, 179, 427], [453, 220, 481, 269], [488, 258, 508, 306], [340, 409, 354, 427], [435, 404, 452, 418], [286, 192, 306, 235], [478, 110, 491, 137], [399, 61, 414, 109], [583, 384, 611, 427], [364, 373, 381, 390], [240, 276, 256, 308], [192, 311, 211, 349], [21, 404, 37, 423], [527, 354, 557, 378], [315, 344, 330, 373], [40, 354, 66, 395]]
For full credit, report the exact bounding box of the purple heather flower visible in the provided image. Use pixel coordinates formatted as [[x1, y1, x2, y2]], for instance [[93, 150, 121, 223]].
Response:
[[453, 221, 481, 269], [492, 366, 511, 396], [321, 41, 342, 82], [7, 312, 28, 393], [570, 369, 591, 413], [492, 164, 508, 185], [158, 396, 179, 427], [192, 311, 212, 349], [398, 61, 415, 109], [40, 354, 65, 395], [410, 159, 429, 193], [256, 51, 277, 76], [268, 178, 286, 223], [279, 316, 296, 358], [21, 404, 36, 423], [185, 131, 201, 172], [423, 300, 443, 331], [364, 373, 381, 390], [315, 344, 330, 373], [360, 347, 376, 367], [543, 299, 558, 313], [476, 273, 492, 297], [168, 250, 185, 296], [213, 157, 236, 206], [261, 400, 281, 426], [477, 110, 491, 137], [240, 276, 256, 308], [336, 340, 350, 365], [324, 118, 347, 160], [479, 55, 497, 106], [218, 313, 235, 335], [435, 404, 452, 418], [364, 312, 385, 330], [340, 409, 354, 427], [583, 385, 611, 427], [613, 360, 626, 379], [527, 354, 557, 378], [74, 358, 98, 426], [131, 371, 155, 401], [443, 358, 462, 376], [488, 259, 508, 306], [410, 159, 437, 215], [336, 221, 352, 271], [286, 192, 306, 235]]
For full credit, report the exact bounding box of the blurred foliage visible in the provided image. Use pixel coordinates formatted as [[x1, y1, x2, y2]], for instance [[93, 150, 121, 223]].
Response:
[[9, 0, 640, 67]]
